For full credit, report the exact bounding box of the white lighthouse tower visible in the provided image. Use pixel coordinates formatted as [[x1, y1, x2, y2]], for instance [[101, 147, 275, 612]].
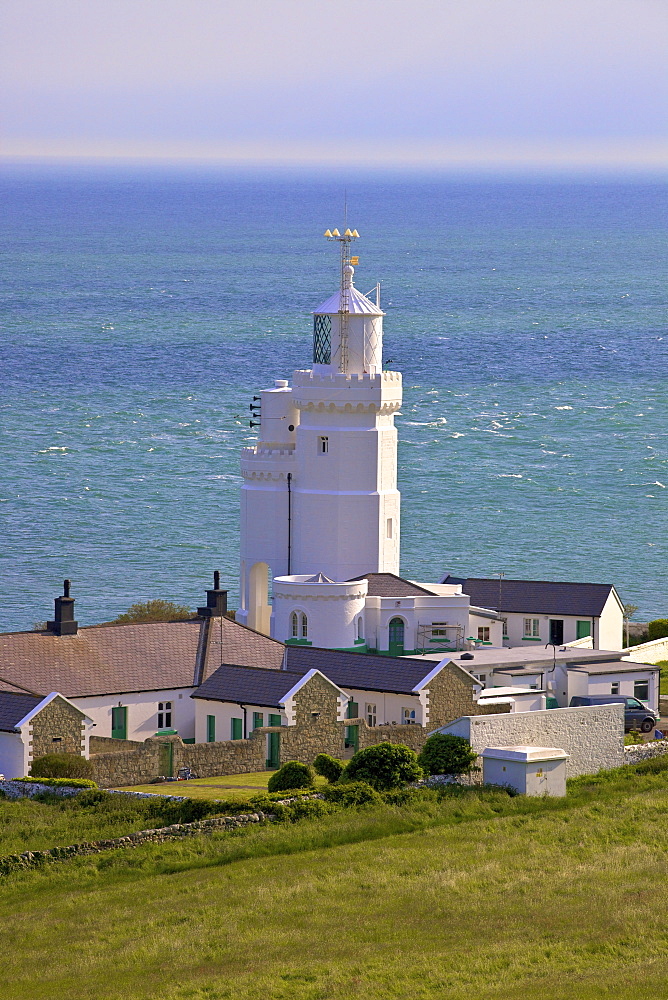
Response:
[[237, 229, 402, 641]]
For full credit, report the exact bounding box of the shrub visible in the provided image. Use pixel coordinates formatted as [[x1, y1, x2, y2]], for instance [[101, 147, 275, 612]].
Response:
[[634, 754, 668, 775], [321, 781, 381, 807], [648, 619, 668, 642], [16, 775, 97, 789], [267, 761, 315, 793], [313, 753, 345, 783], [418, 734, 478, 777], [344, 743, 423, 790], [112, 599, 194, 623], [30, 754, 95, 780]]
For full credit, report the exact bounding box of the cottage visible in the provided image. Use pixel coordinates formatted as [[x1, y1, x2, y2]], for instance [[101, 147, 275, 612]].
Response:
[[0, 691, 92, 779]]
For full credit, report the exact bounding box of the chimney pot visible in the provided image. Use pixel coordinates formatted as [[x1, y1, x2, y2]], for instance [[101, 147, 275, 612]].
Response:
[[197, 573, 228, 618]]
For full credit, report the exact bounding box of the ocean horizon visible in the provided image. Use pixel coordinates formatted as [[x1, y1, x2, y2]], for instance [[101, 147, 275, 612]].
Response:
[[1, 166, 666, 631]]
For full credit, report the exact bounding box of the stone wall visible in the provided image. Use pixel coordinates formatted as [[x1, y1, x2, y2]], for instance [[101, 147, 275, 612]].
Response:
[[90, 735, 143, 754], [30, 696, 86, 760], [443, 703, 625, 778], [426, 662, 502, 729], [0, 811, 269, 876], [624, 740, 668, 766]]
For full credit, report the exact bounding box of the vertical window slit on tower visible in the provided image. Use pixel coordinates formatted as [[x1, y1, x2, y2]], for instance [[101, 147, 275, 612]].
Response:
[[313, 315, 332, 364]]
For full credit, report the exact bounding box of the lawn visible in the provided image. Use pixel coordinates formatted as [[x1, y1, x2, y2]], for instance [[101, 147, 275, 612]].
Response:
[[115, 771, 328, 800], [658, 659, 668, 696], [0, 765, 667, 1000]]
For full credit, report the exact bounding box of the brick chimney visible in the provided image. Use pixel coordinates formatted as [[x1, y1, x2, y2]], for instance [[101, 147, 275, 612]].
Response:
[[47, 579, 78, 636], [197, 571, 228, 618]]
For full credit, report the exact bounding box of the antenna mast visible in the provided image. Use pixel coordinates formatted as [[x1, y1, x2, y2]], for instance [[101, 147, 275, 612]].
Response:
[[323, 224, 360, 374]]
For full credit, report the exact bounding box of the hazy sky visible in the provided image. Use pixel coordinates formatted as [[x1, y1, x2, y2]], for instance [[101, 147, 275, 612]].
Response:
[[1, 0, 667, 171]]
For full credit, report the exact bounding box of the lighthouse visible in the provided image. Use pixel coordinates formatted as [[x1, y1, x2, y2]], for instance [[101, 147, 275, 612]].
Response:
[[236, 230, 402, 641]]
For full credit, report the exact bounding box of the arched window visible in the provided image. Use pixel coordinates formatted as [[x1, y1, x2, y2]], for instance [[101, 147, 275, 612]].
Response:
[[301, 613, 308, 638], [357, 617, 364, 640], [389, 617, 405, 647], [291, 612, 299, 638]]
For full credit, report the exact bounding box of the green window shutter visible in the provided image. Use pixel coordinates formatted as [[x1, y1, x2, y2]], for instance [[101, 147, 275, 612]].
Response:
[[252, 712, 264, 730], [111, 706, 127, 740], [231, 717, 243, 740], [576, 620, 591, 639], [347, 701, 358, 719], [268, 713, 282, 727], [206, 715, 216, 743]]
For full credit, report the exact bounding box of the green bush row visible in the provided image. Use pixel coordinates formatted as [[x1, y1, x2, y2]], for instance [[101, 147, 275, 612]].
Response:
[[13, 777, 98, 789], [265, 735, 477, 794]]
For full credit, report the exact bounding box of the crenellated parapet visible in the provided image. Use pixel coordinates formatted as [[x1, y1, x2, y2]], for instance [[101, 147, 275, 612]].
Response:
[[292, 368, 402, 415]]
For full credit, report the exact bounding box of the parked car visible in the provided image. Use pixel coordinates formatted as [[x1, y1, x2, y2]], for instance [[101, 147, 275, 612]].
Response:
[[569, 695, 659, 733]]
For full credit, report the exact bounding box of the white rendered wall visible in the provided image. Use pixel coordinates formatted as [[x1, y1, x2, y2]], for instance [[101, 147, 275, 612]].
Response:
[[598, 592, 624, 650], [272, 576, 367, 648], [194, 700, 285, 743], [344, 689, 424, 726], [500, 613, 600, 649], [72, 688, 196, 742], [440, 703, 625, 778], [289, 370, 402, 582], [364, 592, 470, 652], [0, 732, 28, 779]]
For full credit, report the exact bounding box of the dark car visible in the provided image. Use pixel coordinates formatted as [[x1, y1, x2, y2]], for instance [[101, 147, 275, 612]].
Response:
[[569, 694, 659, 733]]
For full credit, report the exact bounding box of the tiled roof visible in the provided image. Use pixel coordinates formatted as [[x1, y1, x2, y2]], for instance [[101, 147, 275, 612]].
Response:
[[194, 663, 297, 708], [0, 691, 43, 732], [0, 617, 284, 698], [195, 645, 463, 705], [347, 573, 437, 598], [443, 578, 616, 617]]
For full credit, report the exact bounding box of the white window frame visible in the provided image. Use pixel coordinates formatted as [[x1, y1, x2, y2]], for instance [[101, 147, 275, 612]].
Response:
[[431, 623, 448, 637], [523, 618, 540, 638], [157, 701, 172, 729], [366, 703, 377, 727], [402, 707, 416, 724], [610, 682, 620, 695], [477, 626, 490, 642]]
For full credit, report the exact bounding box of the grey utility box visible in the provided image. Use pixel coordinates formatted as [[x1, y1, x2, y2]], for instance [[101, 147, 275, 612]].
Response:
[[481, 745, 569, 797]]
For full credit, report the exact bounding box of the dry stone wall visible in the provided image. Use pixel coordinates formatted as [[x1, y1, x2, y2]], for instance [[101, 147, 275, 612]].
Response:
[[624, 740, 668, 766]]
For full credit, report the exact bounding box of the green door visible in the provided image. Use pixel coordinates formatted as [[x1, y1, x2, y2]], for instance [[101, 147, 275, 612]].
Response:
[[347, 701, 358, 720], [206, 715, 216, 742], [267, 714, 281, 769], [231, 717, 243, 740], [344, 725, 359, 753], [160, 742, 174, 778], [388, 617, 405, 655], [111, 706, 127, 740]]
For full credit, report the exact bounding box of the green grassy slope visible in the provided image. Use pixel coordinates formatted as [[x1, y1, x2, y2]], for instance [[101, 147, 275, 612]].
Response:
[[1, 770, 667, 1000]]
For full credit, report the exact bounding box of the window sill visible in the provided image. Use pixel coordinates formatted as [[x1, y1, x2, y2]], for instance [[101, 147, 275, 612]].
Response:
[[521, 637, 543, 641]]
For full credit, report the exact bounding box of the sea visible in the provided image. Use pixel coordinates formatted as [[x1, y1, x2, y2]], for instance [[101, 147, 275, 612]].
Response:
[[1, 166, 666, 631]]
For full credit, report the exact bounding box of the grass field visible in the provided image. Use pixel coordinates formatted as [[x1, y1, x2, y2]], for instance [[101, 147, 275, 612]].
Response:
[[1, 764, 667, 999], [115, 770, 327, 800]]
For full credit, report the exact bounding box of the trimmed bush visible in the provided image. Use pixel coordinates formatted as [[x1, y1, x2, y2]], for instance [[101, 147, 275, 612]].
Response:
[[321, 781, 381, 807], [15, 776, 97, 789], [313, 753, 345, 783], [29, 754, 95, 780], [267, 761, 315, 793], [648, 619, 668, 642], [344, 743, 423, 790], [417, 734, 478, 777]]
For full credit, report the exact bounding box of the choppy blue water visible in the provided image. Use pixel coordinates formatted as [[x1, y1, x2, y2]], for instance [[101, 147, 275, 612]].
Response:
[[1, 167, 666, 631]]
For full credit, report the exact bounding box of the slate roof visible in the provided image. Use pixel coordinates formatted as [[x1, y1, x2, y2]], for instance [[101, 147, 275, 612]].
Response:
[[441, 577, 617, 617], [0, 691, 44, 732], [195, 645, 468, 705], [347, 573, 438, 598], [0, 617, 284, 698]]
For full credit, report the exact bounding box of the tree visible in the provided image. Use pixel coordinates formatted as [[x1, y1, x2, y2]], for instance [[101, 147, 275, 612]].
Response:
[[648, 619, 668, 642], [112, 599, 194, 624], [344, 743, 422, 790], [622, 603, 640, 648], [418, 734, 478, 777]]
